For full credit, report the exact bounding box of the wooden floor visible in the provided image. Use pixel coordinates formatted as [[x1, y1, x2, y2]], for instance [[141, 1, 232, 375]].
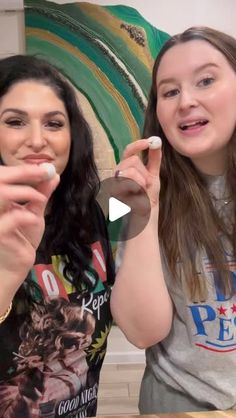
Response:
[[97, 362, 145, 415], [97, 326, 145, 416]]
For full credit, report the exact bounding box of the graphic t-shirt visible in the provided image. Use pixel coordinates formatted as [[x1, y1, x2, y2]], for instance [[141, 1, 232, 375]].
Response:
[[145, 175, 236, 410], [0, 213, 114, 418], [116, 175, 236, 410]]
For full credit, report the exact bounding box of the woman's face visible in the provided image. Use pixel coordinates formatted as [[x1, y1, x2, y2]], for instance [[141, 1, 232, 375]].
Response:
[[0, 80, 71, 175], [156, 40, 236, 175]]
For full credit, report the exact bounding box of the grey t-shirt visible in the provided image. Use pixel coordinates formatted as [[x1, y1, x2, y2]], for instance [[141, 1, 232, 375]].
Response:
[[117, 175, 236, 410], [146, 175, 236, 409]]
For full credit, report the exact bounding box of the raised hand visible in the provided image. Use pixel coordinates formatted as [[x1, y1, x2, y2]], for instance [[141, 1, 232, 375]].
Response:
[[115, 137, 162, 209], [0, 163, 59, 303]]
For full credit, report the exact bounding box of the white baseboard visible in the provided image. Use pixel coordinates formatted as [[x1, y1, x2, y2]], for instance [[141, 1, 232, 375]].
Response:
[[104, 350, 145, 364], [104, 325, 146, 364]]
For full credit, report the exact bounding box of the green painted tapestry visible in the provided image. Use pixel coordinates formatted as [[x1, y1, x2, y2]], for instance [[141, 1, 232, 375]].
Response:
[[24, 0, 170, 178]]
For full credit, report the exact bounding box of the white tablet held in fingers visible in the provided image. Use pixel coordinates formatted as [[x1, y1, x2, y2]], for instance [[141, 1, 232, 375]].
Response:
[[147, 136, 162, 150], [40, 163, 56, 179]]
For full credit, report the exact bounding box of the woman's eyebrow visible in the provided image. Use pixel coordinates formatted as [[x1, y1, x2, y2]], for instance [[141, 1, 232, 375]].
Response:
[[157, 77, 176, 90], [44, 111, 67, 118], [0, 109, 67, 118], [193, 62, 219, 74], [0, 108, 27, 117]]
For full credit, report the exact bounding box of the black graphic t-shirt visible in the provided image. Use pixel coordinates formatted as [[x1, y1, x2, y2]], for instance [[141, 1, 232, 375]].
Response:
[[0, 211, 115, 418]]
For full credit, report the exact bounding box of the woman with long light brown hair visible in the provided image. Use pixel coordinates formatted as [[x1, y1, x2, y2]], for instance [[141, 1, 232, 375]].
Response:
[[111, 26, 236, 413]]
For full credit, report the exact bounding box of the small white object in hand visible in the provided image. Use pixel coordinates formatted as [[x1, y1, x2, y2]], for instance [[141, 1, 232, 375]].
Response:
[[147, 136, 162, 150], [40, 162, 56, 179]]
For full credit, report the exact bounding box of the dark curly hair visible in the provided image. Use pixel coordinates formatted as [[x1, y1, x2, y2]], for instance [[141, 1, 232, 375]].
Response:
[[0, 54, 101, 303]]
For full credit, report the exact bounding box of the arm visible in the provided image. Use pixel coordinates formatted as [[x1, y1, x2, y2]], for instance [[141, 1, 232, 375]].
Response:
[[110, 139, 173, 348], [0, 164, 59, 317]]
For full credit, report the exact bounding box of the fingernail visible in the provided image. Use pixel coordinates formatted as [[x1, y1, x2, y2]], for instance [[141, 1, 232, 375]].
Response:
[[40, 163, 56, 179], [147, 136, 162, 150]]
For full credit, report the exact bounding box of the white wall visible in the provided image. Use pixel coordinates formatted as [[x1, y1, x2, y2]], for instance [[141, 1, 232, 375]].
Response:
[[0, 0, 236, 58], [0, 11, 25, 57], [53, 0, 236, 37]]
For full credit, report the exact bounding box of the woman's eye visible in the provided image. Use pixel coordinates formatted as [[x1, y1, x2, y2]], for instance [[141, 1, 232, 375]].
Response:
[[198, 77, 214, 87], [5, 119, 24, 127], [46, 120, 64, 129], [163, 88, 179, 98]]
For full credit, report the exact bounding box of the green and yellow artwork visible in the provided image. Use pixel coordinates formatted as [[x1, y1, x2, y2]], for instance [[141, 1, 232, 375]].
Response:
[[24, 0, 169, 178]]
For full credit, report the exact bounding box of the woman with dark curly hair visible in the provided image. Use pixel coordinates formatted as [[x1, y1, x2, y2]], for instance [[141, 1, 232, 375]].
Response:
[[0, 54, 115, 418]]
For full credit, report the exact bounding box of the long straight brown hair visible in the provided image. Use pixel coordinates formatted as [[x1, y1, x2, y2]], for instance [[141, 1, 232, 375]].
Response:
[[143, 26, 236, 301]]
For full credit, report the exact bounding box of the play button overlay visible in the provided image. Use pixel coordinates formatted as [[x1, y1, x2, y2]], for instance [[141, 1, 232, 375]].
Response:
[[109, 197, 131, 222], [96, 175, 151, 242]]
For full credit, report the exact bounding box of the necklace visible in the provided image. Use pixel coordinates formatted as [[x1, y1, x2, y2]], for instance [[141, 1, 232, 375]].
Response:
[[210, 193, 232, 206], [205, 174, 232, 206]]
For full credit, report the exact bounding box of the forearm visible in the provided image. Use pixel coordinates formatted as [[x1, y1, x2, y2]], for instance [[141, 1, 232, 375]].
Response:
[[111, 208, 173, 348], [0, 270, 24, 317]]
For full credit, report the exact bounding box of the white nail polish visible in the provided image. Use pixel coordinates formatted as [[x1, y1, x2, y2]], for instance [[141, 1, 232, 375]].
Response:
[[147, 136, 162, 150], [40, 163, 56, 179]]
